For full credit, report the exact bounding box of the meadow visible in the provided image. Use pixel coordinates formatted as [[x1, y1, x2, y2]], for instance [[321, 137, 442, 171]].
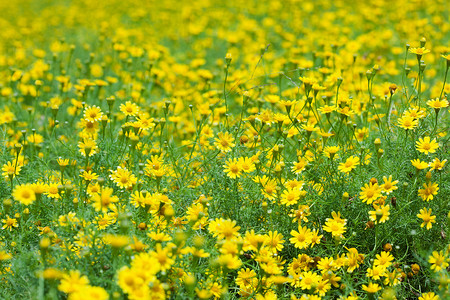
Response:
[[0, 0, 449, 299]]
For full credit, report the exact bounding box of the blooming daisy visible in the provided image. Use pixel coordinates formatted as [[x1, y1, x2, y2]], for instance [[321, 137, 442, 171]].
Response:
[[428, 251, 449, 272], [12, 183, 36, 205], [338, 156, 360, 174], [83, 105, 103, 122], [223, 158, 242, 179], [417, 207, 436, 230], [416, 136, 439, 154], [214, 132, 235, 152], [418, 182, 439, 201], [381, 175, 399, 194], [360, 182, 382, 204]]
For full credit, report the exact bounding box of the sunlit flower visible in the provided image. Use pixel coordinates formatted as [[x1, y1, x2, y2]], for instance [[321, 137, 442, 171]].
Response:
[[418, 182, 439, 201], [411, 159, 429, 170], [369, 204, 390, 224], [214, 132, 235, 152], [338, 156, 360, 174], [417, 207, 436, 230], [381, 175, 398, 194], [83, 105, 103, 122], [397, 116, 418, 130], [428, 251, 449, 272], [2, 216, 18, 231], [13, 183, 36, 205], [360, 182, 382, 204], [223, 158, 242, 179], [120, 101, 140, 116], [416, 136, 439, 154], [429, 158, 447, 171]]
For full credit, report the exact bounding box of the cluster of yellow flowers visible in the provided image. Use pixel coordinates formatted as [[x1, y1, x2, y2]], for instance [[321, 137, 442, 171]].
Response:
[[0, 0, 449, 299]]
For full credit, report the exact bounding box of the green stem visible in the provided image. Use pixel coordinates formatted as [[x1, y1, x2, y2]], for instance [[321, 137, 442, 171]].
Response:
[[439, 66, 449, 100], [223, 66, 229, 128]]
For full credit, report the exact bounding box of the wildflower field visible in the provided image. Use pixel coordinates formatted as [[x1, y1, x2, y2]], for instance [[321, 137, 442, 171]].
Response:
[[1, 0, 449, 299]]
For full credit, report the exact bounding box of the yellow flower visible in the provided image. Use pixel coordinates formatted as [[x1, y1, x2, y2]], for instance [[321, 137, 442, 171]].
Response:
[[418, 182, 439, 201], [58, 270, 90, 294], [441, 54, 450, 61], [265, 231, 284, 252], [236, 268, 257, 289], [68, 286, 108, 300], [323, 146, 340, 159], [217, 253, 242, 270], [360, 182, 382, 204], [369, 204, 390, 224], [46, 183, 61, 199], [427, 98, 448, 109], [355, 127, 369, 142], [280, 188, 303, 206], [338, 106, 354, 117], [238, 157, 256, 173], [299, 76, 317, 87], [117, 266, 144, 295], [223, 158, 242, 179], [80, 170, 99, 182], [301, 122, 319, 132], [92, 187, 119, 212], [146, 243, 172, 273], [346, 247, 364, 273], [291, 157, 308, 174], [290, 226, 313, 249], [408, 47, 431, 56], [397, 115, 418, 130], [120, 101, 140, 116], [2, 161, 22, 179], [374, 251, 394, 268], [57, 158, 70, 167], [13, 183, 36, 205], [109, 167, 137, 189], [0, 250, 12, 261], [299, 271, 321, 290], [103, 234, 129, 248], [411, 159, 429, 170], [2, 216, 18, 231], [428, 250, 449, 272], [317, 257, 335, 273], [208, 218, 241, 240], [323, 219, 347, 238], [417, 207, 436, 230], [83, 105, 103, 122], [362, 282, 382, 293], [416, 136, 439, 154], [381, 175, 399, 194], [366, 265, 386, 280], [214, 132, 235, 152], [419, 292, 440, 300], [78, 138, 98, 157], [39, 268, 64, 280], [318, 105, 336, 115], [323, 212, 347, 238], [429, 158, 447, 171], [338, 156, 360, 174], [95, 213, 115, 230]]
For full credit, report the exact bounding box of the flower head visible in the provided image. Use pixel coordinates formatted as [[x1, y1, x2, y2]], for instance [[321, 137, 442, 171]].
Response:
[[418, 182, 439, 201], [428, 251, 449, 272], [223, 158, 242, 179], [338, 156, 359, 174], [214, 132, 235, 152], [13, 184, 36, 205], [83, 105, 103, 122], [416, 136, 439, 155], [417, 207, 436, 230]]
